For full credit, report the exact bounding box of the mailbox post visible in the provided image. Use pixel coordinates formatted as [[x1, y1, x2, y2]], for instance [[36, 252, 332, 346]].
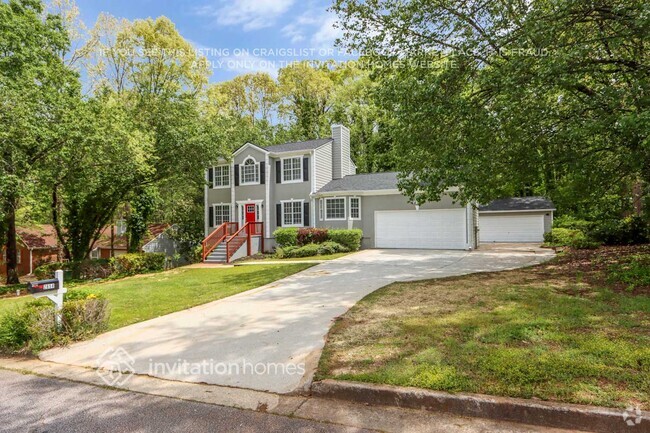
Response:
[[27, 269, 67, 328]]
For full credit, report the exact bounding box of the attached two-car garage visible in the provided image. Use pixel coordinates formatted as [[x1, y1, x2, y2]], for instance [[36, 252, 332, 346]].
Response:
[[375, 209, 469, 249]]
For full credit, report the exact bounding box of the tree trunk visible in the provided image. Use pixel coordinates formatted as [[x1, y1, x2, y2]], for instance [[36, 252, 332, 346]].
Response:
[[4, 197, 20, 285]]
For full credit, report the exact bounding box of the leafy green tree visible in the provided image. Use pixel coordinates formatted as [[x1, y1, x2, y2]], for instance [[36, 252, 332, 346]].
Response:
[[333, 0, 649, 214], [0, 0, 80, 283], [126, 187, 158, 252]]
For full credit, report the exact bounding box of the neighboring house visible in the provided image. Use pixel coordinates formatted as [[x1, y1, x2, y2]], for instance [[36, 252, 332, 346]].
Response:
[[204, 124, 479, 261], [478, 197, 555, 243], [90, 223, 176, 259], [0, 225, 60, 276]]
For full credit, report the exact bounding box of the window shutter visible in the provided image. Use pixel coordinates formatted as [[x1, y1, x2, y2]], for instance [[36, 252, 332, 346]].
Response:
[[303, 202, 310, 227], [275, 160, 281, 183], [209, 206, 214, 227], [276, 203, 282, 227], [303, 157, 309, 182], [208, 168, 214, 188], [234, 164, 240, 186], [260, 162, 266, 184]]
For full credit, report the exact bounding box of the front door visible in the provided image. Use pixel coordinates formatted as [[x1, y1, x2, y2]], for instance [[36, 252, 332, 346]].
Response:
[[245, 204, 257, 224]]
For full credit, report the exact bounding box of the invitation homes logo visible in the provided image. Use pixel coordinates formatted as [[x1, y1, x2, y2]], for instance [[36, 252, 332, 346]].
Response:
[[623, 406, 643, 427], [94, 347, 306, 386]]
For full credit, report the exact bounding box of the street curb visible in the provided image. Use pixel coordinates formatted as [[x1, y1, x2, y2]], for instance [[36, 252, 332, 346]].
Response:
[[311, 380, 648, 433]]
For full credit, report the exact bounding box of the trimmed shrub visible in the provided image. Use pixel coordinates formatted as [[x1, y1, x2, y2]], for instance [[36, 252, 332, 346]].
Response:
[[0, 291, 109, 354], [317, 241, 349, 255], [297, 228, 329, 246], [553, 215, 594, 232], [273, 228, 299, 247], [109, 253, 166, 276], [327, 229, 363, 251], [34, 259, 111, 281], [590, 216, 650, 246], [275, 246, 299, 259], [543, 228, 586, 247]]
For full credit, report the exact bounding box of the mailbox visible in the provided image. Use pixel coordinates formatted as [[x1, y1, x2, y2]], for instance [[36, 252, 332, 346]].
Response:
[[27, 278, 61, 294]]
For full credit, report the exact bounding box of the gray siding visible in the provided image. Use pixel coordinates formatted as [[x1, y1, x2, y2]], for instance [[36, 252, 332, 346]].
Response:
[[316, 193, 464, 249], [314, 143, 333, 192], [269, 154, 312, 234]]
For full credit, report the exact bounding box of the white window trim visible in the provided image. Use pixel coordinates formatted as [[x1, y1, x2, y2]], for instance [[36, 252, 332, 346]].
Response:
[[240, 156, 260, 185], [324, 197, 347, 221], [281, 199, 305, 228], [213, 164, 230, 189], [349, 196, 361, 220], [281, 156, 303, 184], [318, 198, 324, 221], [212, 203, 232, 226]]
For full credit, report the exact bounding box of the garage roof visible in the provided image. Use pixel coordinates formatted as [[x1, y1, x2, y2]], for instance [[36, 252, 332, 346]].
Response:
[[317, 172, 399, 193], [479, 196, 555, 212]]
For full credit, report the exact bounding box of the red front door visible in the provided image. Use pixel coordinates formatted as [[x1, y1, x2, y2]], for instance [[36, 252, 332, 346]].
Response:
[[245, 204, 256, 224]]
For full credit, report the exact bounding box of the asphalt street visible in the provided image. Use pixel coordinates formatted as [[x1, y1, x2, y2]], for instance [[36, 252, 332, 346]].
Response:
[[0, 370, 368, 433]]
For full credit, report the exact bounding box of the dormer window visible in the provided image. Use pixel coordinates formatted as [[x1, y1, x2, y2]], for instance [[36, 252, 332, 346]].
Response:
[[240, 157, 260, 185]]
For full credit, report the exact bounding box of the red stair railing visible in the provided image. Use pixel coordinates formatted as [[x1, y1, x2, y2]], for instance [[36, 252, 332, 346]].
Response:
[[225, 222, 264, 263], [201, 222, 238, 261]]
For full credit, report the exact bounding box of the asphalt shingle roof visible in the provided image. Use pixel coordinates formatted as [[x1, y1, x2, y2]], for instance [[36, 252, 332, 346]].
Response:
[[479, 196, 555, 212], [317, 172, 399, 193], [265, 138, 333, 153]]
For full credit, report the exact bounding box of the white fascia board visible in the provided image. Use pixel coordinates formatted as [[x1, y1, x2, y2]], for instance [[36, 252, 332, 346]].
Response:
[[233, 142, 269, 157], [269, 149, 315, 158], [479, 209, 556, 214], [312, 189, 401, 198]]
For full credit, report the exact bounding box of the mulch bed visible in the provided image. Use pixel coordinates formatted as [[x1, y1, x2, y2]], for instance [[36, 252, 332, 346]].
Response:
[[535, 244, 650, 296]]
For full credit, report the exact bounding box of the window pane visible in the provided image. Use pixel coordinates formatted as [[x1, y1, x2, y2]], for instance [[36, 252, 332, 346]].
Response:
[[242, 159, 259, 184], [350, 198, 360, 219], [214, 166, 230, 187], [283, 157, 301, 182], [326, 198, 345, 219], [214, 205, 230, 226], [283, 201, 303, 226]]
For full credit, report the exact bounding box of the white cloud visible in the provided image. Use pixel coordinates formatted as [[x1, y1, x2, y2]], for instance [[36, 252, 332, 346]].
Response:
[[196, 0, 295, 31], [310, 15, 342, 49]]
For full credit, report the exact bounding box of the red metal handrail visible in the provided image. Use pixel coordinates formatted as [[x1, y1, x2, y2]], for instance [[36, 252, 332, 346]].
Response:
[[202, 222, 238, 261], [225, 222, 264, 263]]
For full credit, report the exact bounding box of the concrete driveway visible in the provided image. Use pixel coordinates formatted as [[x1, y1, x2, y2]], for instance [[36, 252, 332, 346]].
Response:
[[41, 246, 554, 394]]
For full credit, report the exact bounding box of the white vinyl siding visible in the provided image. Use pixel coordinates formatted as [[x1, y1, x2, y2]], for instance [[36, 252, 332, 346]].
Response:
[[282, 157, 302, 183], [282, 200, 304, 227], [375, 209, 467, 249], [479, 214, 545, 242], [213, 165, 230, 188], [325, 197, 346, 220]]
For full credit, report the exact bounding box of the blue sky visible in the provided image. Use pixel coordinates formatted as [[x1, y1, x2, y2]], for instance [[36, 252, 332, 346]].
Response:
[[75, 0, 352, 82]]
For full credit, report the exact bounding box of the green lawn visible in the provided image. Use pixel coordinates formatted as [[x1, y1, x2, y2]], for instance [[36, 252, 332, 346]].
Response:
[[247, 251, 353, 262], [0, 264, 313, 330], [318, 246, 650, 410]]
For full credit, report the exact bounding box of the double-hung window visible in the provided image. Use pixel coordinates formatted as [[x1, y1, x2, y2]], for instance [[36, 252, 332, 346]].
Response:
[[241, 158, 259, 184], [282, 157, 302, 183], [213, 165, 230, 188], [282, 200, 303, 227], [325, 197, 346, 220], [213, 204, 231, 226], [350, 197, 361, 219]]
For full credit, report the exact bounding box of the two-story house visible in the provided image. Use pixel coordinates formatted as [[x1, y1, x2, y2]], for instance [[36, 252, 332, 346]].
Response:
[[203, 124, 554, 263]]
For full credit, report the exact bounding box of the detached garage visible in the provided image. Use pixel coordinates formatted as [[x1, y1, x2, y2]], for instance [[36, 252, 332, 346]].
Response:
[[479, 197, 555, 243]]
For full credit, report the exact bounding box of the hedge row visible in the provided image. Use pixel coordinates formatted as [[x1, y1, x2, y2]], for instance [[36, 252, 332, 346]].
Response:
[[273, 228, 363, 251], [34, 253, 166, 281], [276, 241, 349, 259]]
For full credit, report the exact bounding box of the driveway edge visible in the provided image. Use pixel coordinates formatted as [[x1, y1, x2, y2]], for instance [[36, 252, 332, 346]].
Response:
[[311, 379, 648, 433]]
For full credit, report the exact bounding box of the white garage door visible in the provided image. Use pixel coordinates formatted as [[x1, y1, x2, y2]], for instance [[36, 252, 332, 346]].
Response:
[[480, 214, 544, 242], [375, 209, 467, 249]]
